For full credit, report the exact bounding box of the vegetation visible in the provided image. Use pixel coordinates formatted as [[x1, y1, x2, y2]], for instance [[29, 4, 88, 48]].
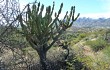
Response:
[[1, 0, 110, 70], [18, 1, 80, 70], [103, 46, 110, 58], [86, 38, 107, 52]]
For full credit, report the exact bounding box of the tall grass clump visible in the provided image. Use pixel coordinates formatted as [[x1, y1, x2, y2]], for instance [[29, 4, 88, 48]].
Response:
[[103, 46, 110, 58], [86, 38, 107, 52]]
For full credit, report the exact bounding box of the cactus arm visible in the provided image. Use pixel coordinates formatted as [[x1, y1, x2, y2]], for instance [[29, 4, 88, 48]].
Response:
[[18, 14, 28, 35], [50, 2, 55, 16], [46, 6, 80, 51], [49, 3, 63, 29], [28, 38, 40, 52], [36, 2, 40, 15], [46, 29, 63, 51]]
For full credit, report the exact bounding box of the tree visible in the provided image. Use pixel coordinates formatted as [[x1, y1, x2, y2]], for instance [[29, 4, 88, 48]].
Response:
[[0, 0, 29, 69], [0, 0, 20, 45], [18, 1, 80, 70]]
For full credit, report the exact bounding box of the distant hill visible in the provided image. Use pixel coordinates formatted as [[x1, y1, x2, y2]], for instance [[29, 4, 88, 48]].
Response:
[[73, 17, 110, 28]]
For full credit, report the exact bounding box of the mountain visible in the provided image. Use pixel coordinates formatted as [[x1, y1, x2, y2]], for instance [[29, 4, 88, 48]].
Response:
[[73, 17, 110, 28]]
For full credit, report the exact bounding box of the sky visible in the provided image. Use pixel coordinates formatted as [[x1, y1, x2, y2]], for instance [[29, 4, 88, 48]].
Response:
[[19, 0, 110, 19]]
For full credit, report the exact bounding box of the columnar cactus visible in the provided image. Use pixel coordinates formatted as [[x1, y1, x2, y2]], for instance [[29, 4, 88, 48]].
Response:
[[18, 1, 80, 70]]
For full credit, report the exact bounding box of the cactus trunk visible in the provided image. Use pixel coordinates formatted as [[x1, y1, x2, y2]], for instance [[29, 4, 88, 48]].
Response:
[[38, 50, 47, 70]]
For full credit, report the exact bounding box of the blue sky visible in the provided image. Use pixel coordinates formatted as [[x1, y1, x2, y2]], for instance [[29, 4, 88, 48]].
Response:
[[19, 0, 110, 18]]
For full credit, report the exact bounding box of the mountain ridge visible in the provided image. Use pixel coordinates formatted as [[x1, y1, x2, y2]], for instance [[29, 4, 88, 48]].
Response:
[[73, 17, 110, 28]]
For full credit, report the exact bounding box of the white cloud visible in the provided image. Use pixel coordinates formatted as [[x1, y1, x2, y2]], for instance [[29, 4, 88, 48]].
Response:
[[59, 12, 110, 19], [79, 12, 110, 18]]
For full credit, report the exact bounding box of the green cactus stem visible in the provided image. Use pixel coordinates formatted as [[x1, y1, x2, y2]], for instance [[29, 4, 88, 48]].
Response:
[[18, 1, 80, 70]]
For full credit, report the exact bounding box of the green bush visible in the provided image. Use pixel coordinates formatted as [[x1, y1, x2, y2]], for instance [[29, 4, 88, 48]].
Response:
[[73, 38, 80, 44], [72, 33, 87, 44], [77, 55, 110, 70], [86, 38, 107, 52], [103, 46, 110, 58], [79, 33, 87, 39]]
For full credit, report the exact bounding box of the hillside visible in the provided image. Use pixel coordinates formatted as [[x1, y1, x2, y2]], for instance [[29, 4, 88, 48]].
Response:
[[70, 29, 110, 70]]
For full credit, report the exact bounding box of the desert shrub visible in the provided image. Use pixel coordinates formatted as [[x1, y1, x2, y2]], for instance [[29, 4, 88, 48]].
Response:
[[65, 56, 85, 70], [77, 55, 110, 70], [103, 46, 110, 58], [71, 33, 87, 44], [79, 33, 87, 39], [73, 38, 80, 44], [86, 38, 107, 52]]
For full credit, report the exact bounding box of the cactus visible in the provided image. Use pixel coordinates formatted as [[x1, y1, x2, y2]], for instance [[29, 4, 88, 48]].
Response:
[[18, 1, 80, 70]]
